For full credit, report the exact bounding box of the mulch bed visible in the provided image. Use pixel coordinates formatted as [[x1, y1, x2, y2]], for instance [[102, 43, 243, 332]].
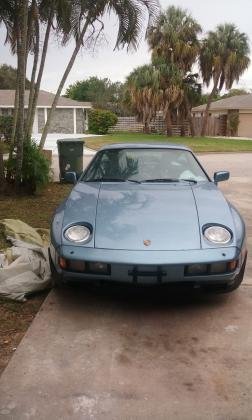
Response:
[[0, 183, 71, 375], [0, 293, 47, 375]]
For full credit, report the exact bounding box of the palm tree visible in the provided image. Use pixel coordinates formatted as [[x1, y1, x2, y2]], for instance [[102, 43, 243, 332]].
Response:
[[125, 59, 183, 135], [15, 0, 29, 187], [25, 0, 74, 139], [39, 0, 160, 148], [24, 0, 40, 139], [0, 0, 37, 180], [0, 1, 16, 46], [147, 6, 201, 136], [0, 1, 14, 189], [125, 65, 160, 133], [148, 6, 201, 71], [1, 0, 159, 185], [179, 74, 202, 137], [200, 23, 250, 136], [0, 0, 18, 147], [154, 58, 184, 135]]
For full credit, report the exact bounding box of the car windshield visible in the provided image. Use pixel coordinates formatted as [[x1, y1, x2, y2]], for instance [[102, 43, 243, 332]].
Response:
[[82, 148, 209, 183]]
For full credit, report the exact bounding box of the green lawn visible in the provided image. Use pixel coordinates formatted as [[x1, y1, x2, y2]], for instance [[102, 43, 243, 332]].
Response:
[[85, 132, 252, 153]]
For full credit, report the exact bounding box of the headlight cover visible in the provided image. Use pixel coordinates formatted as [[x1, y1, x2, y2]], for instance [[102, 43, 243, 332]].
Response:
[[64, 225, 91, 243], [204, 225, 232, 244]]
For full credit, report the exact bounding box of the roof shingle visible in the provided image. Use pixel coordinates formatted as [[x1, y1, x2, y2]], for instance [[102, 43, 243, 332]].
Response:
[[0, 89, 92, 108], [192, 94, 252, 112]]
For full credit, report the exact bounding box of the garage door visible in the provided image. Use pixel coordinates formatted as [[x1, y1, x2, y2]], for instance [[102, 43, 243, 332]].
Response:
[[238, 113, 252, 138]]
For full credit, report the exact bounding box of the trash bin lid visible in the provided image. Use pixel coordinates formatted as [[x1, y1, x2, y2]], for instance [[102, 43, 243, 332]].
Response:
[[57, 138, 84, 144]]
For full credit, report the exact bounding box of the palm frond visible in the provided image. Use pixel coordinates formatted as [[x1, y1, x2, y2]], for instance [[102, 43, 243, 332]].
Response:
[[200, 23, 250, 91]]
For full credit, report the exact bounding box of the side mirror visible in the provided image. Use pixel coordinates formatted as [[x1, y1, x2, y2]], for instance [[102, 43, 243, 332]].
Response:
[[65, 171, 77, 184], [214, 171, 230, 184]]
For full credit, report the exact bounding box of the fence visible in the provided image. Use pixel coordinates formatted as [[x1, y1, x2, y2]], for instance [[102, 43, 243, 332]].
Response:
[[110, 116, 189, 136], [193, 115, 227, 136]]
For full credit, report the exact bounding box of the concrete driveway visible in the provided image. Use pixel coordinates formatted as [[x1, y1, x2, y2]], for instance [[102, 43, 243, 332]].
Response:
[[0, 153, 252, 420]]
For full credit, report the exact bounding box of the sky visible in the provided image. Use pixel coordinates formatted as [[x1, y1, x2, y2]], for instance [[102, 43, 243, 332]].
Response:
[[1, 0, 252, 94]]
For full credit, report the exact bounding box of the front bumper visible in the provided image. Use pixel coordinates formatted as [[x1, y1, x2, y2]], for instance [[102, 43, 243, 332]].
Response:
[[50, 244, 244, 285]]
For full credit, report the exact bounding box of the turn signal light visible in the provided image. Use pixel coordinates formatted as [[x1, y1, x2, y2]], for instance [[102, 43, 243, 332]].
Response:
[[59, 257, 86, 272], [227, 260, 238, 272], [58, 257, 110, 274], [185, 260, 239, 277], [59, 257, 67, 270]]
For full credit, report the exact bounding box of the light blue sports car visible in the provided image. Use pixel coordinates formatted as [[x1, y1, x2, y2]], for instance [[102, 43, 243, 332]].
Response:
[[50, 143, 247, 292]]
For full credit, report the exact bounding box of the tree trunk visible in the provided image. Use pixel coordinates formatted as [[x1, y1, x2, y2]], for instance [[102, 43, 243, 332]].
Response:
[[180, 113, 186, 137], [0, 142, 5, 193], [25, 0, 36, 63], [201, 76, 220, 137], [180, 123, 185, 137], [27, 14, 52, 141], [184, 94, 195, 137], [143, 121, 150, 133], [166, 109, 172, 136], [8, 73, 19, 181], [188, 113, 195, 137], [15, 0, 29, 188], [39, 19, 91, 149], [25, 4, 40, 139], [10, 77, 19, 148]]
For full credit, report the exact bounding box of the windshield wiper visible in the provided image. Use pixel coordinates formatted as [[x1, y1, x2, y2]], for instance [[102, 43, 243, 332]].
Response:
[[85, 177, 196, 184], [125, 178, 141, 184], [142, 178, 197, 184], [180, 179, 197, 184], [143, 178, 181, 183], [86, 178, 126, 182], [85, 177, 141, 183]]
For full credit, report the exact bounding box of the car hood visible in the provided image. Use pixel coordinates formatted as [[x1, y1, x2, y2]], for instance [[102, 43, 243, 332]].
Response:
[[63, 182, 235, 251], [95, 183, 200, 251]]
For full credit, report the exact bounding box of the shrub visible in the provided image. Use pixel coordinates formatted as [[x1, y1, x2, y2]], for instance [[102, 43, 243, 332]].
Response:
[[227, 112, 239, 136], [7, 140, 51, 194], [0, 115, 13, 143], [89, 109, 118, 134]]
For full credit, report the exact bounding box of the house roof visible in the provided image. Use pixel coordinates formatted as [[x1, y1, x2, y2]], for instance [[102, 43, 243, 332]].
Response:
[[192, 94, 252, 112], [0, 89, 92, 108]]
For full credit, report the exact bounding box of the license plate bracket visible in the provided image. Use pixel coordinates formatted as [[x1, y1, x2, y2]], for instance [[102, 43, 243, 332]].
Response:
[[128, 266, 166, 283]]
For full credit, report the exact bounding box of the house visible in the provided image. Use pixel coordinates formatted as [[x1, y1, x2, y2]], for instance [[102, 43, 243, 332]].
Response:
[[0, 89, 92, 135], [192, 94, 252, 137]]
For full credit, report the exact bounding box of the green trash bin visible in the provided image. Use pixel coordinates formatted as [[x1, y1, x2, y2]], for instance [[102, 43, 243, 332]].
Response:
[[57, 138, 84, 182]]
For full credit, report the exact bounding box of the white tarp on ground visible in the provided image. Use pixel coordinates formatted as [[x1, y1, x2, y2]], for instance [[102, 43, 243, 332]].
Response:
[[0, 219, 52, 302]]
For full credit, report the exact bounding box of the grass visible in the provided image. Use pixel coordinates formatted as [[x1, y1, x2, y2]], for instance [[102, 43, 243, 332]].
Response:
[[0, 183, 71, 250], [0, 183, 72, 374], [85, 132, 252, 153]]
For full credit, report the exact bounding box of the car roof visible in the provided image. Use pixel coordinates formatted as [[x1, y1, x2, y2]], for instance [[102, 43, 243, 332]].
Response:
[[99, 142, 191, 152]]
